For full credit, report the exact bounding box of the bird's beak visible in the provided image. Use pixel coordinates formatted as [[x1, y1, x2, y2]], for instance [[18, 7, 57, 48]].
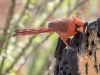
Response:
[[77, 26, 83, 33]]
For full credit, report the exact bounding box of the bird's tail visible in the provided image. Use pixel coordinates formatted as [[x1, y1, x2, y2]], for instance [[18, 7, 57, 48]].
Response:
[[13, 27, 54, 36]]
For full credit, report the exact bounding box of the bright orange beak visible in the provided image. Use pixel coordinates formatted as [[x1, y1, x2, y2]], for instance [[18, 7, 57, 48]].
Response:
[[77, 26, 83, 33]]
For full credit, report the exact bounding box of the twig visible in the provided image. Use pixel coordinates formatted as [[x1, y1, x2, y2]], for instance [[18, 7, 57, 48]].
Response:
[[0, 1, 31, 75], [40, 0, 64, 27], [27, 0, 51, 26], [4, 0, 31, 52], [4, 0, 31, 50], [45, 58, 56, 75], [14, 0, 30, 27], [15, 1, 64, 72], [16, 34, 52, 74], [3, 1, 64, 74], [3, 36, 34, 75], [0, 0, 16, 75], [67, 0, 71, 17], [67, 0, 87, 16], [13, 0, 52, 50], [28, 0, 53, 11], [76, 7, 84, 20], [0, 0, 15, 54]]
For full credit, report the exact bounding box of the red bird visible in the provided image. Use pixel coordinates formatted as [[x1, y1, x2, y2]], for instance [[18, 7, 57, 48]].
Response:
[[13, 16, 84, 51]]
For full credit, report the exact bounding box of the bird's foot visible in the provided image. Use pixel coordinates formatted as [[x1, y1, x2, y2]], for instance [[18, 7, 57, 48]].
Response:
[[63, 42, 77, 51], [66, 46, 77, 51]]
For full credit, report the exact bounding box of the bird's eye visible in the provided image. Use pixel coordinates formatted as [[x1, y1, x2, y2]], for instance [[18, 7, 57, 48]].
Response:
[[75, 24, 80, 28], [75, 24, 81, 32]]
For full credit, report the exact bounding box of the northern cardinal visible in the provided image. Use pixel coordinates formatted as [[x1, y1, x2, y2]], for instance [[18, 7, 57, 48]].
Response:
[[13, 16, 84, 51]]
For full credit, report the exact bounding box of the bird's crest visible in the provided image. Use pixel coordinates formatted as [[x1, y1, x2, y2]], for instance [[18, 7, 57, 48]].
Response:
[[72, 16, 84, 27]]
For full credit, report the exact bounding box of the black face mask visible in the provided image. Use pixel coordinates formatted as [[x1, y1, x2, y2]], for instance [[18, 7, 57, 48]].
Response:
[[75, 24, 81, 32]]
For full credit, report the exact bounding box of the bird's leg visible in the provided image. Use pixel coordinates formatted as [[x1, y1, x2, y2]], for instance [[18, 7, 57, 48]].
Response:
[[63, 40, 77, 51]]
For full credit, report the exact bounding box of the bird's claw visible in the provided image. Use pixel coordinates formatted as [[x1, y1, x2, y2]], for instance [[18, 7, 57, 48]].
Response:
[[66, 46, 77, 51], [71, 48, 77, 51]]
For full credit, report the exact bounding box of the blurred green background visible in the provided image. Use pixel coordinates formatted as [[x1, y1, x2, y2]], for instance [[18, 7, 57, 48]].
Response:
[[0, 0, 100, 75]]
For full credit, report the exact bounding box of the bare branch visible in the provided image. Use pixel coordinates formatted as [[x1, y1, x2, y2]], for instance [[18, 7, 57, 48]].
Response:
[[16, 34, 52, 74], [0, 0, 16, 74], [67, 0, 87, 16], [40, 0, 64, 27], [0, 1, 31, 75], [14, 0, 30, 28], [4, 0, 31, 52], [3, 1, 64, 74], [0, 0, 16, 54]]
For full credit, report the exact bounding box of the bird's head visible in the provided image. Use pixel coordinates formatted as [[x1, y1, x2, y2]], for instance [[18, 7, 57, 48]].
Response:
[[72, 16, 84, 33]]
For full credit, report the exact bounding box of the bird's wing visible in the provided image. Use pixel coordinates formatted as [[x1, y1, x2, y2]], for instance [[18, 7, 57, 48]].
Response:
[[49, 17, 73, 32]]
